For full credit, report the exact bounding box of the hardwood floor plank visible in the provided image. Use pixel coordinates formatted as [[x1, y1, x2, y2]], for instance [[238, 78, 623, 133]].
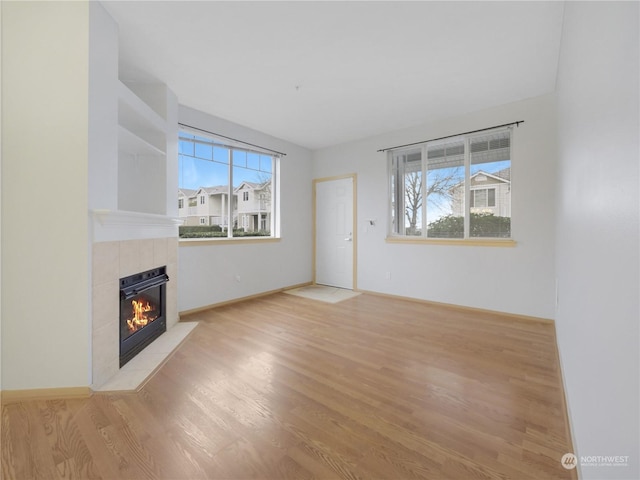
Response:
[[287, 443, 345, 479], [357, 440, 442, 480], [2, 293, 577, 479], [73, 399, 131, 480], [2, 402, 60, 480], [38, 400, 100, 479]]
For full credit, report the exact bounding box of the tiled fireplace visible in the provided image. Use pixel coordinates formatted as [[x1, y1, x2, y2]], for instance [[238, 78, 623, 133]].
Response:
[[92, 237, 178, 388]]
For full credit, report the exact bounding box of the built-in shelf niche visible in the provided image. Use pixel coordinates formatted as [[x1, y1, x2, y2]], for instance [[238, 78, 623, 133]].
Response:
[[117, 81, 168, 215]]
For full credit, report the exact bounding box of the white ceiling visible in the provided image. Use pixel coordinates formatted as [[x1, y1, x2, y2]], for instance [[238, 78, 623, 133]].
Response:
[[102, 1, 564, 150]]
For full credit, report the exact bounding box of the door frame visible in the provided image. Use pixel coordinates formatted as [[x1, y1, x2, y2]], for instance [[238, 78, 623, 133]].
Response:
[[312, 173, 357, 290]]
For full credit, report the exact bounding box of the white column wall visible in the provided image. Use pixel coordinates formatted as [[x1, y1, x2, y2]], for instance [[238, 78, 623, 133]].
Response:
[[88, 2, 118, 213], [555, 2, 639, 479], [0, 0, 3, 392], [1, 2, 91, 389]]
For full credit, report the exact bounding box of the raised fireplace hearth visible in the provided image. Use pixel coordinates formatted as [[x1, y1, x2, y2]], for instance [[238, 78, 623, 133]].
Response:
[[119, 266, 168, 367]]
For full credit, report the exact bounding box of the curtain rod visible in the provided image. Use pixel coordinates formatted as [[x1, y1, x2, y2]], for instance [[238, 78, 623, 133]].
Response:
[[178, 122, 287, 157], [377, 120, 524, 153]]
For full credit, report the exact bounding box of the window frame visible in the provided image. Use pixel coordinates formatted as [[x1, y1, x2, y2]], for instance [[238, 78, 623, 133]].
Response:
[[178, 130, 280, 242], [387, 126, 515, 246]]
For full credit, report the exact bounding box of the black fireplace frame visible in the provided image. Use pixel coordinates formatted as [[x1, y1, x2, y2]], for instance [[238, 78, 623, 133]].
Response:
[[119, 266, 169, 367]]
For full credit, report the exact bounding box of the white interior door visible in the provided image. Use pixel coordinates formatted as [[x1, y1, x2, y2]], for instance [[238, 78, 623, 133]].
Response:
[[315, 176, 354, 289]]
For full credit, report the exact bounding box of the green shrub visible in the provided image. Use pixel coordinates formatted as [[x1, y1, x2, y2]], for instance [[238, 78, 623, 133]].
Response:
[[426, 215, 464, 238], [426, 213, 510, 238], [179, 225, 271, 238], [469, 212, 511, 238], [179, 225, 224, 238], [179, 225, 222, 234]]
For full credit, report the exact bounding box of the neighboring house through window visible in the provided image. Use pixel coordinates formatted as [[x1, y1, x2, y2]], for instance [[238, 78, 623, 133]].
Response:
[[389, 128, 512, 239]]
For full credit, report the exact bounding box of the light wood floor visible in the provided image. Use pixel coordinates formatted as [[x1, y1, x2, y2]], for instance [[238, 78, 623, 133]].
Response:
[[2, 293, 577, 479]]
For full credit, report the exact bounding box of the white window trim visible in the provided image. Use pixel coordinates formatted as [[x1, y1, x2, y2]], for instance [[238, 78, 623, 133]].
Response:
[[387, 126, 513, 244]]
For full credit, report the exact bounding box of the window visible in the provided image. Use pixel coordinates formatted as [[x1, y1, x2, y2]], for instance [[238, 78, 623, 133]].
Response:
[[178, 198, 184, 209], [199, 217, 206, 225], [470, 188, 496, 208], [389, 128, 511, 239], [178, 131, 278, 239]]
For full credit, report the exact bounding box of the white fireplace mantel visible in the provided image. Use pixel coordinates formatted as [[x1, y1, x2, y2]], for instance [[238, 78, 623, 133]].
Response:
[[91, 209, 183, 243]]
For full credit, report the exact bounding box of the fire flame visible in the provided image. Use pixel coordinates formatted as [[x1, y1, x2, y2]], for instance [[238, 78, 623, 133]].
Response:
[[126, 299, 158, 333]]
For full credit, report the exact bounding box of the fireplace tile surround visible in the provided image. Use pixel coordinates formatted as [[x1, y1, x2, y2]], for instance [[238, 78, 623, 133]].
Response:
[[92, 237, 180, 389]]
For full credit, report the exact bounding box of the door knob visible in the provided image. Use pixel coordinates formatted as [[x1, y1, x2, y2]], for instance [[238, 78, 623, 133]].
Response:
[[345, 232, 352, 242]]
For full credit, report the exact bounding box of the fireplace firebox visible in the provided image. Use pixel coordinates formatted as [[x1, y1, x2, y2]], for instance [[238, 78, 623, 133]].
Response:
[[119, 267, 168, 367]]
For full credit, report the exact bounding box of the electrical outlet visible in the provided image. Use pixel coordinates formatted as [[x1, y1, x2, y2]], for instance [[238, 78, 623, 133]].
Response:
[[385, 271, 391, 280], [235, 274, 241, 283]]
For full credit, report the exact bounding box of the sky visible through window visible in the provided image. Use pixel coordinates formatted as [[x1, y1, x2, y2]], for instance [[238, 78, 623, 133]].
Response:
[[179, 133, 273, 190]]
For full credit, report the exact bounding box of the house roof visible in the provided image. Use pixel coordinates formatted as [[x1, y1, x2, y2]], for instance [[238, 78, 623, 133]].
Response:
[[492, 167, 511, 182], [450, 167, 511, 191], [197, 186, 229, 196], [181, 183, 269, 196], [234, 181, 267, 193], [470, 169, 511, 185], [178, 188, 197, 197]]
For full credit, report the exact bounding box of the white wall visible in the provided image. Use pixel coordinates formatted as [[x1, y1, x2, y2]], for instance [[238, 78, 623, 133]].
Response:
[[555, 2, 639, 479], [1, 2, 91, 389], [313, 94, 557, 319], [88, 2, 118, 213], [177, 106, 313, 312], [0, 1, 3, 392]]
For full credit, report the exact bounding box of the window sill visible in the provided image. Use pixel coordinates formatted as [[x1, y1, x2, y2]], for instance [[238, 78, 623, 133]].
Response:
[[179, 237, 281, 246], [385, 236, 516, 247]]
